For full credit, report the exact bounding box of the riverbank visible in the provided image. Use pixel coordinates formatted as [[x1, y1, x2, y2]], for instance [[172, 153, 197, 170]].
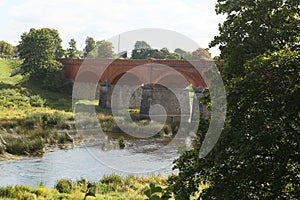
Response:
[[0, 59, 76, 160], [0, 174, 172, 200]]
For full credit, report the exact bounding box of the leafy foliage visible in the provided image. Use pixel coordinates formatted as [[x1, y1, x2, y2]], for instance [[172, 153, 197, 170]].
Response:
[[210, 0, 300, 81], [131, 41, 212, 60], [170, 0, 300, 199], [17, 28, 64, 77], [143, 182, 171, 200], [96, 40, 115, 58], [55, 179, 72, 194], [0, 88, 45, 109], [66, 38, 79, 58], [0, 40, 16, 58], [83, 36, 96, 57]]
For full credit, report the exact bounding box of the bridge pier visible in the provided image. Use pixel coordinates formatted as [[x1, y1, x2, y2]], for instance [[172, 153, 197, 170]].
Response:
[[98, 83, 205, 123], [140, 84, 153, 119], [99, 81, 111, 107], [99, 82, 142, 109], [140, 84, 191, 121]]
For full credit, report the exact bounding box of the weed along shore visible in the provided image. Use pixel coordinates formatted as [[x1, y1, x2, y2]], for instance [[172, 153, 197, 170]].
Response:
[[0, 111, 81, 161], [0, 174, 172, 200]]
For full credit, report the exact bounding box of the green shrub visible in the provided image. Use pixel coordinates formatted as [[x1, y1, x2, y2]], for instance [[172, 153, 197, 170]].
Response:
[[100, 174, 122, 185], [28, 138, 44, 153], [34, 187, 51, 197], [55, 179, 72, 194], [5, 137, 44, 155], [29, 95, 45, 107], [0, 186, 11, 197], [5, 138, 28, 155], [42, 70, 73, 94], [29, 112, 68, 126], [0, 88, 31, 108], [19, 192, 37, 200], [142, 183, 171, 200]]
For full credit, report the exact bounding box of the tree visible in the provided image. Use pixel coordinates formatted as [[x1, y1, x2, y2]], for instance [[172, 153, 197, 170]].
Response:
[[84, 36, 96, 58], [174, 48, 186, 58], [0, 40, 15, 59], [170, 0, 300, 199], [174, 48, 212, 60], [134, 40, 151, 49], [131, 41, 152, 59], [66, 38, 78, 58], [17, 28, 64, 77], [209, 0, 300, 82], [165, 53, 181, 60], [192, 48, 212, 60], [96, 40, 115, 58]]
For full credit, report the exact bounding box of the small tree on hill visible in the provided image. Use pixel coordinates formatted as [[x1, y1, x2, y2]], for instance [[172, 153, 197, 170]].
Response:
[[17, 28, 64, 77]]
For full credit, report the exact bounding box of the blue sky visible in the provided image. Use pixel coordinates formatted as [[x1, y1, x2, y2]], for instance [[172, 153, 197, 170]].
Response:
[[0, 0, 225, 56]]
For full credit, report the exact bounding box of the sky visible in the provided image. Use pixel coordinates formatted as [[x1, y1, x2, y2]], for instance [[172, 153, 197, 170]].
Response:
[[0, 0, 225, 57]]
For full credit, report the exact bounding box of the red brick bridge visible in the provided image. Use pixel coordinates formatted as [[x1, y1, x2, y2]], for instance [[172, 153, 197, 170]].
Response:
[[60, 58, 213, 87], [59, 58, 213, 120]]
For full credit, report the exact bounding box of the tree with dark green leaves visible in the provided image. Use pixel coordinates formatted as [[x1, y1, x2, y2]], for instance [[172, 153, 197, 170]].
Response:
[[209, 0, 300, 82], [66, 38, 79, 58], [17, 28, 64, 77], [131, 41, 152, 59], [169, 0, 300, 199], [84, 36, 96, 58]]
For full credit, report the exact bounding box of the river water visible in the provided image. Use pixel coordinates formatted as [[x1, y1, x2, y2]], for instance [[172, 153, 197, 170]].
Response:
[[0, 134, 188, 188]]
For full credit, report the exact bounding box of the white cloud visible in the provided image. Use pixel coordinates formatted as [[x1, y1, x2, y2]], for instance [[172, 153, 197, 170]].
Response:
[[3, 0, 224, 56]]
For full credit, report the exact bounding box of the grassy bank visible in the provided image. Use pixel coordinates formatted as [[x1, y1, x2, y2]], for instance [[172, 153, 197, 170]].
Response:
[[0, 59, 76, 158], [0, 174, 172, 200]]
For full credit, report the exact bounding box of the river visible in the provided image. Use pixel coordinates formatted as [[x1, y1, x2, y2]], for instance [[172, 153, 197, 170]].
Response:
[[0, 134, 188, 188]]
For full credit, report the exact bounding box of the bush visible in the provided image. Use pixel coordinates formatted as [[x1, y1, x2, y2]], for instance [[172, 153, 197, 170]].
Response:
[[42, 70, 73, 94], [55, 179, 72, 194], [5, 137, 44, 155], [100, 174, 122, 184], [5, 138, 28, 155], [0, 88, 31, 108], [29, 111, 67, 126], [29, 95, 45, 107], [0, 186, 12, 197], [34, 187, 51, 197], [19, 192, 37, 200]]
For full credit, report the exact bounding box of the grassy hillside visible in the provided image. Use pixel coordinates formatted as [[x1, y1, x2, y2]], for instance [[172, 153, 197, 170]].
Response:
[[0, 59, 23, 86], [0, 59, 72, 119]]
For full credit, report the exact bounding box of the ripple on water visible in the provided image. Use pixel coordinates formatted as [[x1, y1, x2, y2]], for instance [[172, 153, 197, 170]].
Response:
[[0, 137, 182, 187]]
